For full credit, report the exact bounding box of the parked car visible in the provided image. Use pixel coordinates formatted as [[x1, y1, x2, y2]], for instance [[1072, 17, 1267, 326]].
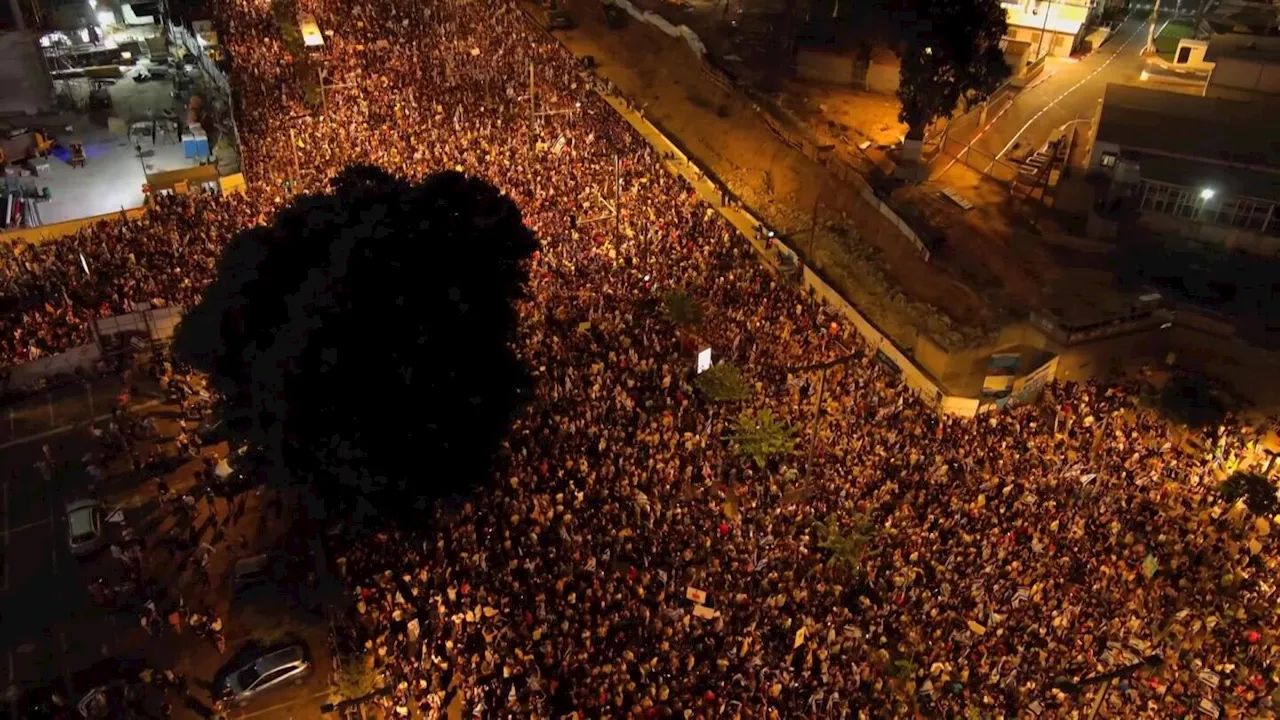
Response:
[[66, 499, 106, 557], [213, 644, 312, 706], [230, 553, 279, 594]]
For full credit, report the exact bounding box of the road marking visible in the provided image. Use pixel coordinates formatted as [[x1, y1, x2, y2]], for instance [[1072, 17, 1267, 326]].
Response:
[[59, 632, 74, 698], [6, 651, 15, 720], [3, 479, 8, 591], [231, 689, 332, 719], [0, 400, 163, 451], [995, 16, 1150, 159], [7, 517, 50, 534], [48, 483, 57, 574]]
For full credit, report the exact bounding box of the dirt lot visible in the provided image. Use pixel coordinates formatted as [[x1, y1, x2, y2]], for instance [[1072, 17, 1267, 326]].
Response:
[[545, 0, 1005, 351]]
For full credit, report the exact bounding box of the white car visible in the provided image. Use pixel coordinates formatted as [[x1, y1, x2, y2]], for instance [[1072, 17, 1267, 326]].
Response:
[[66, 499, 106, 556]]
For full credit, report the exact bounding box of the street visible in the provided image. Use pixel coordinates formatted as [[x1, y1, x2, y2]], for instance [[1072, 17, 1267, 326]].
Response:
[[968, 15, 1151, 163], [0, 385, 333, 720]]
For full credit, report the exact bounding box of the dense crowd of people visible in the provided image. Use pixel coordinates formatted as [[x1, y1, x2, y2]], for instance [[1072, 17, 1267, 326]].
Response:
[[1, 0, 1278, 715]]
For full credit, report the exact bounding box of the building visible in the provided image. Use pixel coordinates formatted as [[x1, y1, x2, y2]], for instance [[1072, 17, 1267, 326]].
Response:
[[1001, 0, 1100, 59], [1203, 32, 1280, 100], [1088, 83, 1280, 253]]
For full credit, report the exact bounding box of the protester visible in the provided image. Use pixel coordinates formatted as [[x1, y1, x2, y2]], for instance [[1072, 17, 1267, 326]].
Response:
[[1, 0, 1277, 716]]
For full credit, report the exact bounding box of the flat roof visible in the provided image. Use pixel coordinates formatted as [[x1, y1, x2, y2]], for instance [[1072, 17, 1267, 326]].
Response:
[[1126, 150, 1280, 202], [1095, 83, 1280, 169], [1204, 32, 1280, 63]]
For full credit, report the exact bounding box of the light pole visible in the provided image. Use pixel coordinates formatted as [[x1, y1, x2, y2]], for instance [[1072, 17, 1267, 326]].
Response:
[[1145, 0, 1163, 54], [786, 347, 859, 476]]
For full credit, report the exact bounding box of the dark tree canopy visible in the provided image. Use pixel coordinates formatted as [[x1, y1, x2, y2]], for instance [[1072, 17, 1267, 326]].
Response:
[[1220, 472, 1279, 517], [175, 166, 538, 518], [1157, 374, 1230, 429], [894, 0, 1010, 139]]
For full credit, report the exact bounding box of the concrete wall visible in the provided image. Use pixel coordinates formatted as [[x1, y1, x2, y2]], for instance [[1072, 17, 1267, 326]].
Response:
[[1006, 27, 1079, 58], [1173, 38, 1211, 67], [864, 58, 900, 94], [1139, 210, 1280, 256], [1208, 57, 1280, 94], [0, 207, 149, 246], [796, 50, 855, 85]]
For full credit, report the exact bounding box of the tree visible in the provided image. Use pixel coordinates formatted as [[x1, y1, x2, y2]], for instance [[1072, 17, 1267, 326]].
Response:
[[811, 511, 875, 573], [695, 362, 752, 403], [173, 166, 538, 520], [663, 290, 705, 329], [1220, 472, 1278, 517], [335, 655, 379, 701], [894, 0, 1010, 167], [731, 408, 796, 468], [1157, 374, 1229, 429]]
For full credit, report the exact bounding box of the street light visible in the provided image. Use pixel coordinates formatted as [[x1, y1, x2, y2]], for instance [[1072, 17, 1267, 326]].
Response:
[[1200, 188, 1215, 200]]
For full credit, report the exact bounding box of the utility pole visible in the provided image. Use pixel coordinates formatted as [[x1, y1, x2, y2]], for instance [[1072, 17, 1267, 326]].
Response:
[[1035, 0, 1053, 60], [1145, 0, 1162, 54], [1052, 655, 1163, 720]]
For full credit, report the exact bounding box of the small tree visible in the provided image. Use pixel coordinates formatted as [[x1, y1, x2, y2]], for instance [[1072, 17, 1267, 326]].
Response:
[[335, 654, 379, 700], [731, 408, 796, 467], [663, 290, 705, 329], [812, 512, 875, 573], [696, 362, 752, 403], [1220, 472, 1278, 517], [895, 0, 1010, 165]]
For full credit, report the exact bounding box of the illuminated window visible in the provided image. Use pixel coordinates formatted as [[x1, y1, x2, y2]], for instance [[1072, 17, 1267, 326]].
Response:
[[1100, 152, 1117, 168]]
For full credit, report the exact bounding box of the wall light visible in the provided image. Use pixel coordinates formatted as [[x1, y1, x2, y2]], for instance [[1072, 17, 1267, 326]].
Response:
[[1200, 188, 1215, 200]]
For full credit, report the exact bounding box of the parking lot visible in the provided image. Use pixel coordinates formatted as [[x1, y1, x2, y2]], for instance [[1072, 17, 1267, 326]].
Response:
[[0, 385, 334, 720]]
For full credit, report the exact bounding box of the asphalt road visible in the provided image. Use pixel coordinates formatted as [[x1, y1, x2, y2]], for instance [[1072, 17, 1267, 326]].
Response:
[[970, 15, 1151, 163], [0, 418, 156, 718], [0, 387, 334, 720]]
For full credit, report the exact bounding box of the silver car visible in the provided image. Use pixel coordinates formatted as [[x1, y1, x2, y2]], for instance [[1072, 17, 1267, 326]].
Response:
[[66, 499, 106, 557], [213, 644, 312, 706]]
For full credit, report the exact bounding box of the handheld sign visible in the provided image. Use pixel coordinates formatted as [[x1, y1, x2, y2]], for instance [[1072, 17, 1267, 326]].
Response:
[[695, 348, 712, 375]]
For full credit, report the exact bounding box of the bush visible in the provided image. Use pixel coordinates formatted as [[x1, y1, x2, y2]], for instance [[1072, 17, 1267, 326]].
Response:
[[1220, 472, 1278, 517], [662, 290, 704, 329], [731, 408, 795, 468], [695, 362, 751, 403]]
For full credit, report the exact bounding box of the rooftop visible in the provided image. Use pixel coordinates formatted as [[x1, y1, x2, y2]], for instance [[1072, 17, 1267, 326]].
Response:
[[1095, 83, 1280, 169], [1204, 32, 1280, 63]]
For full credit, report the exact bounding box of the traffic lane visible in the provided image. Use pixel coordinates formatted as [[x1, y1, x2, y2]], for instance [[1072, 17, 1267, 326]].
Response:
[[970, 17, 1146, 158]]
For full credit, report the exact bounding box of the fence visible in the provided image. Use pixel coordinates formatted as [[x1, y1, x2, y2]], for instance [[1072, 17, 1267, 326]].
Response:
[[608, 0, 706, 58], [926, 82, 1014, 159], [935, 135, 1023, 186]]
